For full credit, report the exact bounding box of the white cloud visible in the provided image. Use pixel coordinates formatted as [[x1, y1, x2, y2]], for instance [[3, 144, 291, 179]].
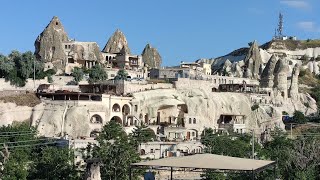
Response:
[[280, 0, 311, 10], [297, 21, 320, 32]]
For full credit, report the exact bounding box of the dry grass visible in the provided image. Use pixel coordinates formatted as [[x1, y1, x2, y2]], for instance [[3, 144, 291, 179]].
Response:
[[0, 93, 41, 107]]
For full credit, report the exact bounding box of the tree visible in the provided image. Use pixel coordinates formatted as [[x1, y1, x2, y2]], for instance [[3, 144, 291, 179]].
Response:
[[131, 125, 156, 149], [200, 128, 255, 179], [92, 121, 141, 180], [0, 54, 14, 78], [0, 122, 37, 180], [115, 69, 128, 80], [28, 147, 81, 180], [88, 64, 107, 84], [293, 110, 307, 124], [72, 67, 84, 84]]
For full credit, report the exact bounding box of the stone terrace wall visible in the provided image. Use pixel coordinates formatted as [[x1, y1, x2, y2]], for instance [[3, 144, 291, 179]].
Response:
[[174, 76, 259, 91], [124, 82, 173, 94], [0, 76, 74, 91]]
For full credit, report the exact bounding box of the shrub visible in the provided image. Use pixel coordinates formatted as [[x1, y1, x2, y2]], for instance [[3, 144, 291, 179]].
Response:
[[292, 110, 307, 124], [251, 104, 259, 111]]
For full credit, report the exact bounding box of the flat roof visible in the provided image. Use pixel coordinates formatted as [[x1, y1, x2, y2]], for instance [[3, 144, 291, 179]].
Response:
[[132, 154, 275, 171]]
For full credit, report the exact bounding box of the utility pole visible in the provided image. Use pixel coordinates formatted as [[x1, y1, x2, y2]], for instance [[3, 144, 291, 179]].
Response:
[[290, 123, 293, 139], [33, 57, 36, 89], [252, 130, 255, 159]]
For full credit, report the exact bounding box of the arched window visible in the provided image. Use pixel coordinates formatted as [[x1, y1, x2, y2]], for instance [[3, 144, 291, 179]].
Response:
[[193, 118, 196, 124], [189, 118, 192, 124], [140, 149, 146, 155], [90, 114, 103, 124], [112, 104, 121, 112], [122, 104, 130, 115], [110, 116, 122, 125], [90, 129, 100, 138]]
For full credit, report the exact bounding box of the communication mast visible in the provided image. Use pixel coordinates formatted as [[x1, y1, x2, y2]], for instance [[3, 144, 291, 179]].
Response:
[[277, 12, 284, 37]]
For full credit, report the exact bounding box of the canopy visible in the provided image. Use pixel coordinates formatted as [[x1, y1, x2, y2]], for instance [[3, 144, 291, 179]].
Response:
[[132, 154, 275, 171]]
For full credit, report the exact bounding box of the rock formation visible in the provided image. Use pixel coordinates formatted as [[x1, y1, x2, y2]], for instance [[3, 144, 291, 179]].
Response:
[[260, 55, 278, 88], [244, 40, 263, 78], [273, 58, 289, 98], [102, 29, 131, 54], [34, 16, 68, 67], [69, 42, 103, 62], [142, 44, 162, 68], [289, 64, 300, 100]]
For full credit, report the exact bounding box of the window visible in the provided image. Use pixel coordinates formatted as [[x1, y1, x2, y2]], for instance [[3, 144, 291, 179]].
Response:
[[192, 132, 195, 136], [134, 105, 138, 112], [189, 118, 192, 124], [111, 74, 115, 77], [65, 45, 68, 49], [151, 149, 154, 153], [193, 118, 196, 124]]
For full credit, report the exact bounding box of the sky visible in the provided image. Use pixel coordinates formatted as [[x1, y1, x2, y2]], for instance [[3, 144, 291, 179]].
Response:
[[0, 0, 319, 66]]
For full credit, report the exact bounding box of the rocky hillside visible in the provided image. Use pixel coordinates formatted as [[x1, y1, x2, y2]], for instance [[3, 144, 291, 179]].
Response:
[[199, 39, 320, 77]]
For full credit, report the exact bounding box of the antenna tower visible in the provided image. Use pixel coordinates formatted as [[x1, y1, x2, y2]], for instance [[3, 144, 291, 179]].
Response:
[[277, 13, 283, 37]]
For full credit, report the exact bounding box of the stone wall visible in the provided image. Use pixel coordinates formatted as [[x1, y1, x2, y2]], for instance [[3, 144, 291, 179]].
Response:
[[124, 82, 173, 94]]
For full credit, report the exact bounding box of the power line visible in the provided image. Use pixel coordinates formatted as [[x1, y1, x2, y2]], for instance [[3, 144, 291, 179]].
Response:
[[0, 138, 55, 145], [2, 141, 60, 149], [0, 132, 37, 137], [0, 130, 35, 135]]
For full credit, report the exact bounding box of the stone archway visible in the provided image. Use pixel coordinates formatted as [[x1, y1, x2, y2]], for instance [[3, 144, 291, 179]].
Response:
[[90, 129, 100, 138], [122, 104, 130, 115], [112, 103, 121, 112], [90, 114, 103, 124], [110, 116, 122, 125]]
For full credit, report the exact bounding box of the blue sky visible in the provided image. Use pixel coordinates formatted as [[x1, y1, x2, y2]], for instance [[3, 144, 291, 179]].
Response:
[[0, 0, 319, 66]]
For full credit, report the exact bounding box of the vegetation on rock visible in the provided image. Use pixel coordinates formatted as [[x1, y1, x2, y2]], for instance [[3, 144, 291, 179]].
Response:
[[88, 64, 108, 84]]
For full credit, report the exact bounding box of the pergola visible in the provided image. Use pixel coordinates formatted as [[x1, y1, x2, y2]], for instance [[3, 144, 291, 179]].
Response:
[[130, 154, 276, 180]]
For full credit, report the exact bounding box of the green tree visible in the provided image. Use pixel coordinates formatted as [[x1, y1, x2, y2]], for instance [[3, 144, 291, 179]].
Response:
[[200, 128, 256, 179], [0, 54, 14, 78], [131, 125, 156, 149], [0, 122, 37, 180], [115, 69, 128, 80], [28, 147, 81, 180], [72, 67, 84, 84], [88, 64, 107, 84], [293, 110, 307, 124], [92, 121, 141, 180]]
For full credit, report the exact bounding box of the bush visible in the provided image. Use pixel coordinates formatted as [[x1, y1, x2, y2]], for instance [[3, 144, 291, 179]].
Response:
[[251, 104, 259, 111], [293, 110, 307, 124]]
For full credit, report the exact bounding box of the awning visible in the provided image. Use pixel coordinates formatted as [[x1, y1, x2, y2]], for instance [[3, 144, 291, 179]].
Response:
[[132, 153, 275, 171]]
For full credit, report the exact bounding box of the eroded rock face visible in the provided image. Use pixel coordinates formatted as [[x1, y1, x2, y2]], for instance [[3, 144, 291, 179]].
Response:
[[34, 16, 68, 64], [102, 29, 131, 54], [260, 55, 278, 88], [289, 64, 300, 100], [273, 58, 289, 98], [244, 41, 263, 78], [142, 44, 162, 68], [69, 42, 103, 62]]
